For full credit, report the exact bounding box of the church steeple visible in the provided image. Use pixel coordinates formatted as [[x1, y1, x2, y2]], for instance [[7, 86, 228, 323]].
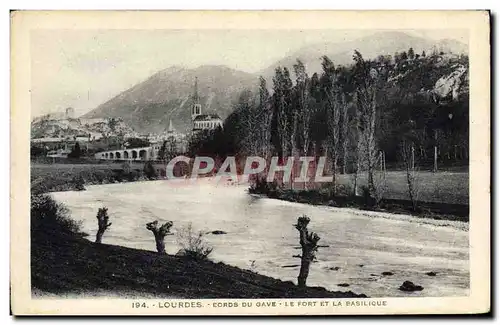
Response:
[[191, 77, 202, 120], [193, 77, 199, 103], [167, 119, 174, 134]]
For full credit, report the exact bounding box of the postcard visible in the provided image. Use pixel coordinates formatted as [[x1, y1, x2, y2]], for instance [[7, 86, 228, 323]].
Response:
[[11, 10, 490, 315]]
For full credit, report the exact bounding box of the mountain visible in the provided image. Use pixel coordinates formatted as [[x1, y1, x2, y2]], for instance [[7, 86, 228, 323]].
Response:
[[84, 32, 467, 134], [258, 31, 468, 80], [83, 65, 259, 133]]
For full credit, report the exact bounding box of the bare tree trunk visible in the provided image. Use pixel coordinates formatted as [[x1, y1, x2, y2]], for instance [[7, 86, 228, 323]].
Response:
[[95, 207, 111, 244], [340, 94, 349, 175], [332, 154, 337, 197], [353, 136, 362, 197], [433, 129, 438, 172], [402, 141, 419, 211], [146, 220, 173, 254], [294, 216, 320, 287]]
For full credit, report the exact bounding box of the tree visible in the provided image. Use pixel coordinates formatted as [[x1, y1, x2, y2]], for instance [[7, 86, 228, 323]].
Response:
[[321, 56, 341, 195], [401, 140, 420, 211], [158, 136, 178, 161], [125, 137, 150, 149], [237, 89, 260, 156], [283, 67, 297, 161], [408, 47, 415, 60], [143, 161, 158, 180], [400, 51, 408, 61], [294, 215, 320, 287], [146, 220, 173, 254], [258, 76, 272, 158], [273, 67, 289, 160], [95, 207, 111, 244], [294, 59, 312, 158], [108, 118, 118, 132], [68, 142, 82, 158], [352, 51, 385, 204]]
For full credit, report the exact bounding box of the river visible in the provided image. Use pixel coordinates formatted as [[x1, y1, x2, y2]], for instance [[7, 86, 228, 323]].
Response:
[[51, 178, 469, 298]]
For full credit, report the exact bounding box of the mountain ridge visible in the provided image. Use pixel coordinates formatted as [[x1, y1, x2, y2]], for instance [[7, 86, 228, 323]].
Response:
[[83, 65, 259, 133], [83, 31, 468, 133]]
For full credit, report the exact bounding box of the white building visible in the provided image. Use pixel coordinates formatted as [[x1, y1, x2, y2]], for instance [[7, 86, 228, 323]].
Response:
[[193, 114, 223, 131], [191, 77, 223, 132]]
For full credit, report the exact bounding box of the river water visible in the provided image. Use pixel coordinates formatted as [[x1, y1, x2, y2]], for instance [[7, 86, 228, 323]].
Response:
[[51, 178, 469, 298]]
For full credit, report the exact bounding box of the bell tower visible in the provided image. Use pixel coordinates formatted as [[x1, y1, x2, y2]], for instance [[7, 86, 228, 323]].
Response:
[[191, 77, 202, 121]]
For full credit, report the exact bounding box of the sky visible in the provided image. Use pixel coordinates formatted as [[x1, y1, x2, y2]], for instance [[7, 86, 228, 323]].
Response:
[[30, 29, 468, 118]]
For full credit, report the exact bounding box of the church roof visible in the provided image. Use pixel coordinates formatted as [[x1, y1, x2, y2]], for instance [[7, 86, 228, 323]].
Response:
[[193, 114, 222, 121]]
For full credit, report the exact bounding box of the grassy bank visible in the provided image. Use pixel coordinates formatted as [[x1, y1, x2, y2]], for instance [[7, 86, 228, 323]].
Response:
[[32, 230, 367, 299], [249, 172, 469, 222], [31, 161, 166, 194]]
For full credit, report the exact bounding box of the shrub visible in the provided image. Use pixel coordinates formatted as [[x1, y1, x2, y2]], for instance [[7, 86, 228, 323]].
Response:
[[31, 194, 86, 238], [335, 184, 353, 197], [177, 223, 213, 260], [121, 162, 131, 174], [127, 169, 141, 182], [249, 175, 268, 193], [143, 161, 158, 180], [72, 175, 86, 191], [361, 185, 376, 207]]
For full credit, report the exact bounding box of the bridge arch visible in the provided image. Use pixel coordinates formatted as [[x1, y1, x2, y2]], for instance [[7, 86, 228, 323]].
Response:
[[109, 152, 114, 159], [116, 152, 121, 159], [132, 150, 137, 159], [124, 151, 129, 159], [139, 149, 147, 160]]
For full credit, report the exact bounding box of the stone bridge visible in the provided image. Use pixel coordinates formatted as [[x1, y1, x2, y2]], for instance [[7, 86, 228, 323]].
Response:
[[94, 146, 159, 161]]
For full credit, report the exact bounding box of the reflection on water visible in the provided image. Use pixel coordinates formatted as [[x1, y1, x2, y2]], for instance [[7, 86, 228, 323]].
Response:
[[52, 179, 469, 297]]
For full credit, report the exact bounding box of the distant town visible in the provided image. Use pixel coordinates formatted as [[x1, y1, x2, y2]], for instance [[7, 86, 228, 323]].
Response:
[[31, 77, 223, 162]]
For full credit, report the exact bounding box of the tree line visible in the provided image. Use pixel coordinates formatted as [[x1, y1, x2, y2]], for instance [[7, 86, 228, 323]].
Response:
[[188, 49, 469, 200]]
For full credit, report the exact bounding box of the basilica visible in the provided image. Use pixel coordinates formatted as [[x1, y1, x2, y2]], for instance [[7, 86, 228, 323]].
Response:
[[190, 77, 223, 132]]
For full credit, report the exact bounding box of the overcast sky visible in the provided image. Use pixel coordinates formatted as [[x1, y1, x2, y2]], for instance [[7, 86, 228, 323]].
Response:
[[30, 29, 468, 118]]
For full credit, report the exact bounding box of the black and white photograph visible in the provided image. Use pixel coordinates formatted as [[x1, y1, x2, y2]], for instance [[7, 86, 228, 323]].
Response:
[[10, 10, 490, 315]]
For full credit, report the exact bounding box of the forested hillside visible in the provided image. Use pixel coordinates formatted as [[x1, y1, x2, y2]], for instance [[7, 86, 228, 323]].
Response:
[[189, 48, 469, 194]]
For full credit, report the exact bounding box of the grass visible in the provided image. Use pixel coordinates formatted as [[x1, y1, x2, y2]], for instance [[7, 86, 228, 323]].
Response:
[[335, 170, 469, 205], [30, 161, 167, 194]]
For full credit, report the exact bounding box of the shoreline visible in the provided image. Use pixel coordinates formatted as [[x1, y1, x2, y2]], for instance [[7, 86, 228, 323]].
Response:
[[248, 186, 469, 223]]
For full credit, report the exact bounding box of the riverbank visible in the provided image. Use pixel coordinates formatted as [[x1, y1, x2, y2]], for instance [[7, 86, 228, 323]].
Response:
[[248, 181, 469, 222], [31, 225, 366, 299], [31, 161, 165, 194]]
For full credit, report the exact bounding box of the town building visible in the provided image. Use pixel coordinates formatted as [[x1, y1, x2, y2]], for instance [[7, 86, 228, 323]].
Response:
[[191, 77, 223, 132]]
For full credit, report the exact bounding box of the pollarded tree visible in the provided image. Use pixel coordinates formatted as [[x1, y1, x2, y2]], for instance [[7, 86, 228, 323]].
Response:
[[95, 207, 111, 244], [146, 220, 174, 254], [294, 215, 320, 287]]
